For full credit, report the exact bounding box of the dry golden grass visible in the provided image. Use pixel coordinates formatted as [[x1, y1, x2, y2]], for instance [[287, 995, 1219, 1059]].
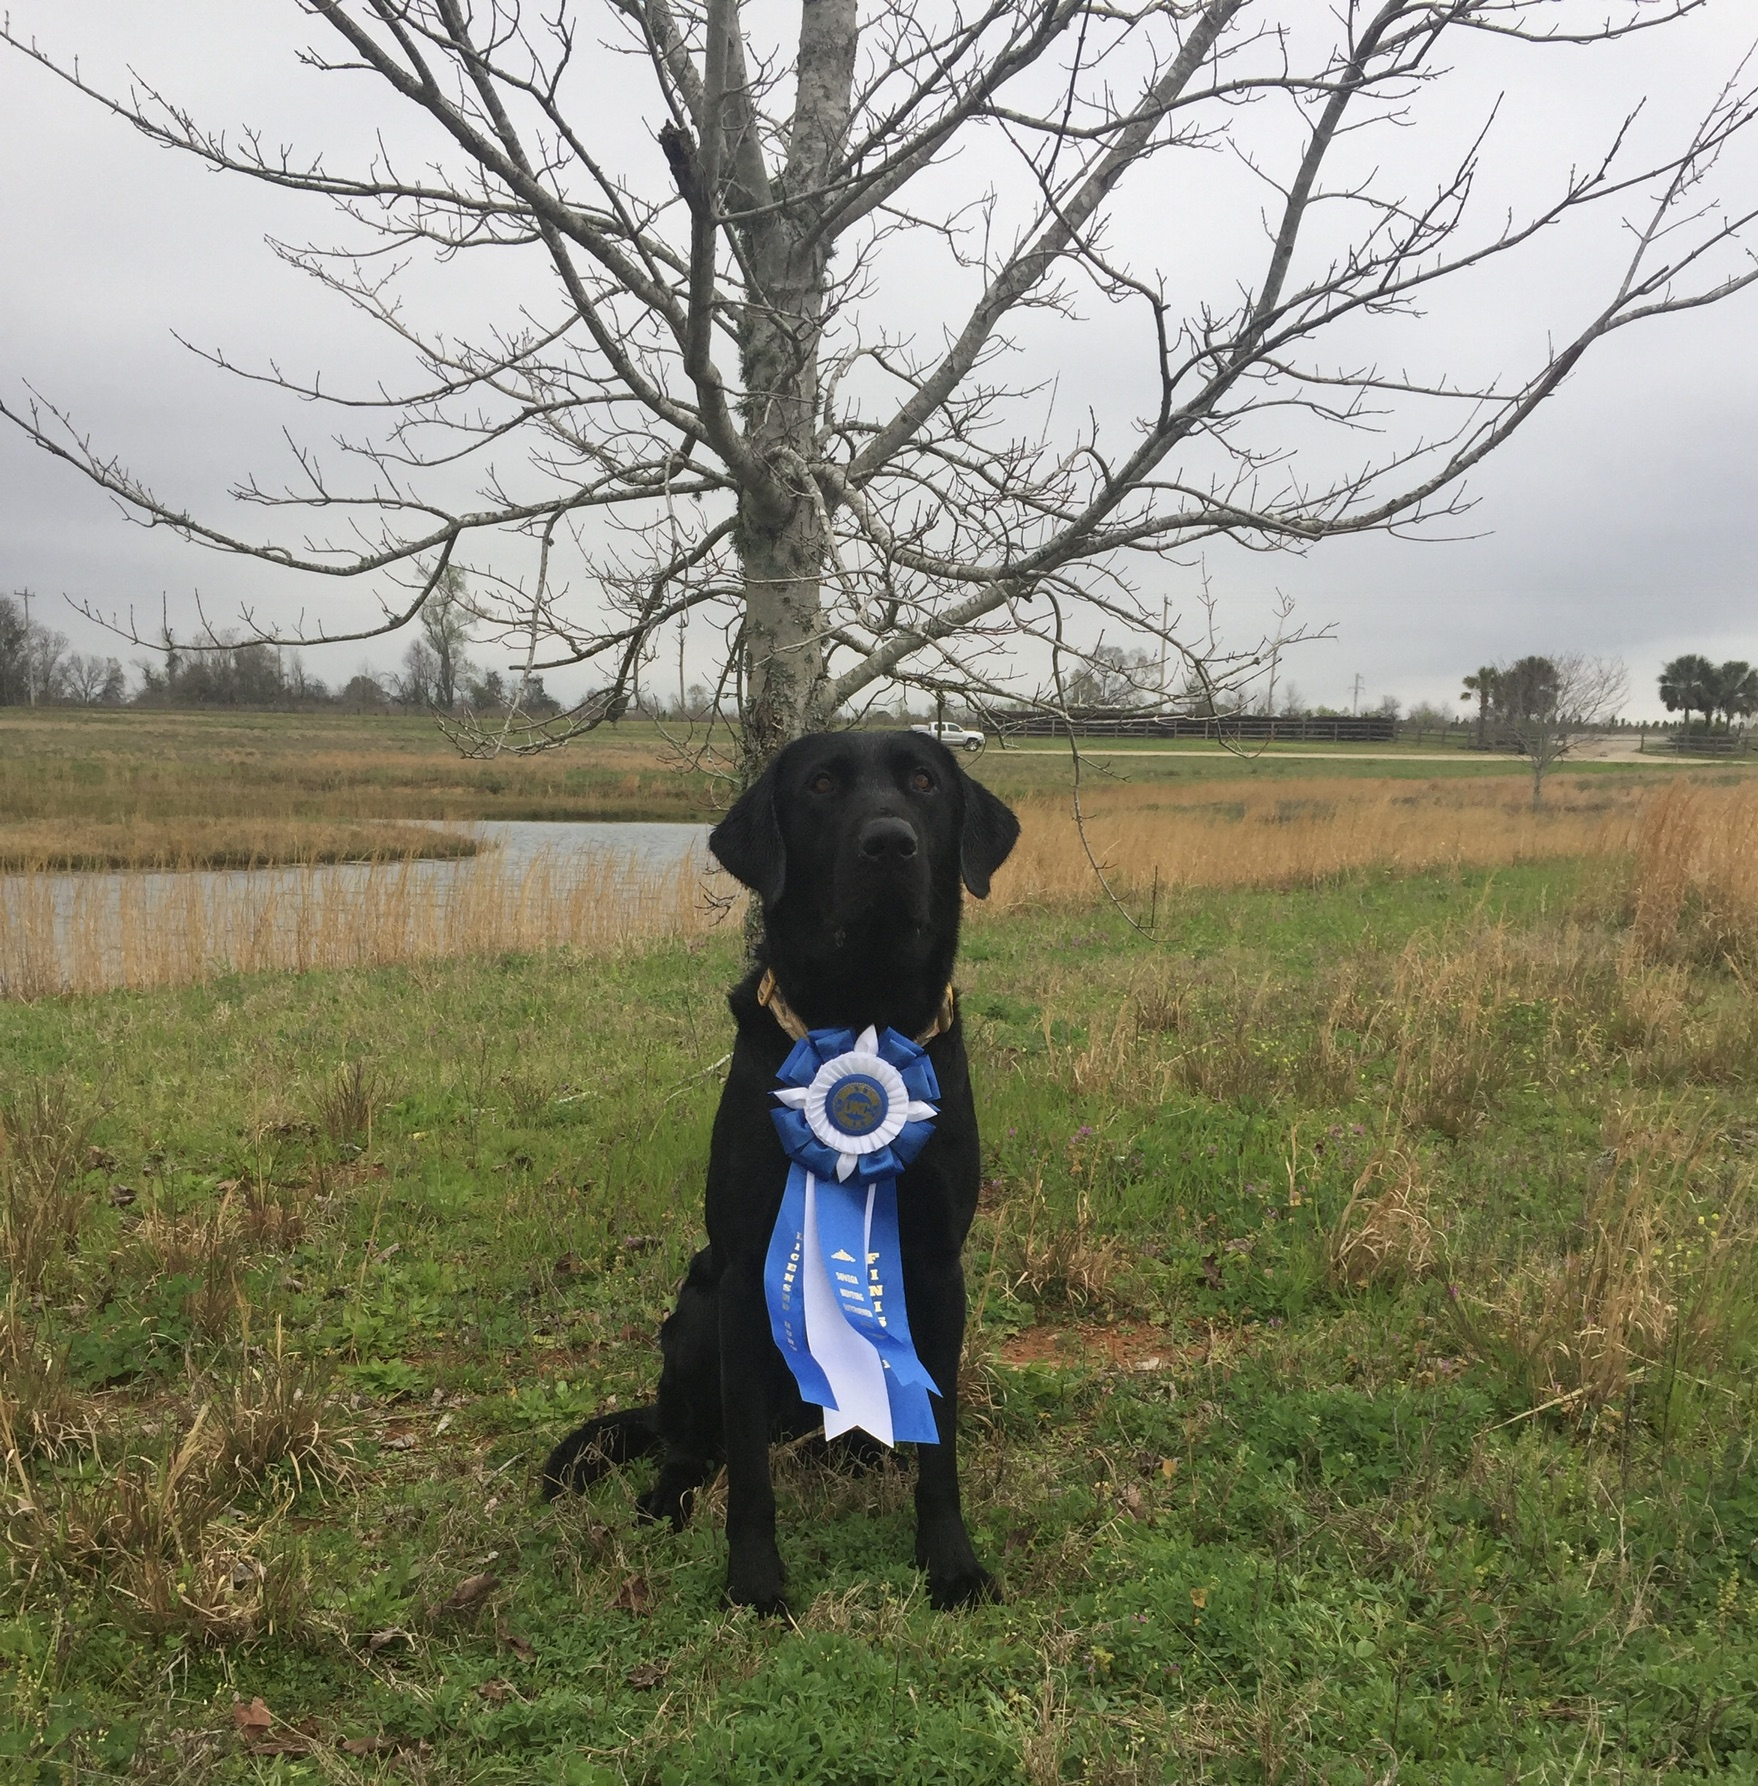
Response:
[[197, 1315, 352, 1494], [1, 1295, 351, 1642], [1124, 965, 1359, 1108], [1327, 1148, 1437, 1290], [1446, 1121, 1754, 1417], [0, 817, 478, 872], [3, 1403, 315, 1642], [988, 774, 1651, 907], [985, 1170, 1128, 1311], [0, 843, 722, 1000], [0, 1080, 97, 1292], [0, 1295, 83, 1461], [1625, 779, 1758, 967], [1385, 929, 1520, 1138]]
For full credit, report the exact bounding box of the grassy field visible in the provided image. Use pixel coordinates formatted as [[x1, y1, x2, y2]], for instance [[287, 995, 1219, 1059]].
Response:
[[0, 708, 1719, 838], [2, 771, 1757, 1780], [0, 711, 715, 828]]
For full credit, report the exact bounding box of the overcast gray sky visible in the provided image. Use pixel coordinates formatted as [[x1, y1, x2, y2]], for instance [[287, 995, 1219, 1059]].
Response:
[[2, 3, 1754, 719]]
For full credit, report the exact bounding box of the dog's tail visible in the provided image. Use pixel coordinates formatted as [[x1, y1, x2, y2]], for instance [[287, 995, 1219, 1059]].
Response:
[[541, 1406, 662, 1500]]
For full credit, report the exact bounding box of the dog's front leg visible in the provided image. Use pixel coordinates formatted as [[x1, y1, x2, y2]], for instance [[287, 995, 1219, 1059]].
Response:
[[718, 1259, 787, 1613], [908, 1260, 996, 1609]]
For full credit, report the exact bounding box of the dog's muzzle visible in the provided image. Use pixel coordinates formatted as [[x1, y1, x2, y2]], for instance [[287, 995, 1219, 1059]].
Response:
[[856, 816, 918, 865]]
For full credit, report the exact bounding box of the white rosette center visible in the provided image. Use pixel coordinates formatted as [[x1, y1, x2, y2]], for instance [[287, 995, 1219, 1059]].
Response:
[[773, 1025, 938, 1180]]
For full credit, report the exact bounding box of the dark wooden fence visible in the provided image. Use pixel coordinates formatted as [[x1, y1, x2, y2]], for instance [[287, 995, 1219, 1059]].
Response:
[[997, 713, 1399, 742]]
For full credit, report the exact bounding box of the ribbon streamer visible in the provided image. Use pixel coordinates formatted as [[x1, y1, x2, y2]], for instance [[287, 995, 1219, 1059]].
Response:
[[763, 1024, 944, 1446]]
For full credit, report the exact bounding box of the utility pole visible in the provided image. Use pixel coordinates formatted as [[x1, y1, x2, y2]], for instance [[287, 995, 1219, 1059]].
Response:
[[21, 588, 35, 706], [1158, 592, 1168, 709], [1350, 672, 1364, 717]]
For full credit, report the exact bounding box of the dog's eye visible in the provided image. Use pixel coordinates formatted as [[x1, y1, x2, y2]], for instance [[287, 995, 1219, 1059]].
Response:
[[910, 769, 935, 793], [808, 772, 835, 795]]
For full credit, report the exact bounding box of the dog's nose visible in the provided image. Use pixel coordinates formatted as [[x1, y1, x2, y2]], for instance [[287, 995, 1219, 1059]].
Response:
[[857, 817, 918, 863]]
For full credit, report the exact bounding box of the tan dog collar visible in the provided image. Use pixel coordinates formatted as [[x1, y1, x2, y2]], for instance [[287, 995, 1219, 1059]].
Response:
[[758, 969, 955, 1047]]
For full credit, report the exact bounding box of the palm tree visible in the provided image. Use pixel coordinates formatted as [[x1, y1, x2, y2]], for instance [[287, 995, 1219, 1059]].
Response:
[[1461, 666, 1499, 748], [1711, 660, 1757, 729], [1658, 654, 1715, 733], [1497, 656, 1560, 723]]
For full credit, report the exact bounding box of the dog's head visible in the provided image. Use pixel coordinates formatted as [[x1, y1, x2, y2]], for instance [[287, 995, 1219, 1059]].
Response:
[[710, 732, 1018, 996]]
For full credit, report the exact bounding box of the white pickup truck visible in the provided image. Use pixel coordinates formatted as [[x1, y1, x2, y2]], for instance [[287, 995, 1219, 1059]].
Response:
[[911, 721, 986, 755]]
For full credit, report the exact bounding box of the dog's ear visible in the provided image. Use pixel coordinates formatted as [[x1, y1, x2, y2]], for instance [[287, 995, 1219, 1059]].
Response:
[[958, 771, 1020, 899], [710, 762, 786, 906]]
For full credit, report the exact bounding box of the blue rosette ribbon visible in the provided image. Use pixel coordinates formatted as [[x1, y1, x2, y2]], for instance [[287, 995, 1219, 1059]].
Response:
[[762, 1024, 944, 1446]]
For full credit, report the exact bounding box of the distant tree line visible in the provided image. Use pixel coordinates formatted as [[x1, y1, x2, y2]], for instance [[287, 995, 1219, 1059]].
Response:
[[1, 577, 558, 717], [0, 593, 126, 706]]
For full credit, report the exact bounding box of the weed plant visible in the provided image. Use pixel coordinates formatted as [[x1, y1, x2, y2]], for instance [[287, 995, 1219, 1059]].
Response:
[[0, 804, 1756, 1777]]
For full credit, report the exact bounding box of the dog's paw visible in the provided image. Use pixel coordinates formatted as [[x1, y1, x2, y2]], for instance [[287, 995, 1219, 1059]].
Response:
[[724, 1548, 789, 1617], [927, 1562, 998, 1611], [635, 1484, 694, 1531]]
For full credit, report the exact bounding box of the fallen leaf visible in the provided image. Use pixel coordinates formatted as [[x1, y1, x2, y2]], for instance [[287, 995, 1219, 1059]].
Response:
[[248, 1737, 310, 1758], [231, 1698, 273, 1736], [365, 1627, 406, 1652], [1160, 1457, 1180, 1480], [477, 1679, 512, 1704], [505, 1633, 536, 1662], [625, 1660, 670, 1690], [382, 1433, 416, 1452], [340, 1735, 401, 1757], [611, 1573, 652, 1614], [1119, 1483, 1146, 1519], [446, 1572, 501, 1611], [554, 1251, 583, 1277]]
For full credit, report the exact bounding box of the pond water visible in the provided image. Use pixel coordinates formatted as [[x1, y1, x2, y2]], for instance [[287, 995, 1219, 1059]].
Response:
[[440, 819, 711, 871], [0, 820, 718, 996]]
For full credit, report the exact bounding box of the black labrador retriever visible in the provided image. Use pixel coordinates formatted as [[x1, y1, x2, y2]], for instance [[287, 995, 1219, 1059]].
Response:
[[542, 729, 1019, 1612]]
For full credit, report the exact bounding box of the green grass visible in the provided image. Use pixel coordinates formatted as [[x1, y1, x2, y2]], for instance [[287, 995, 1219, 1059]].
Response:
[[2, 862, 1756, 1781]]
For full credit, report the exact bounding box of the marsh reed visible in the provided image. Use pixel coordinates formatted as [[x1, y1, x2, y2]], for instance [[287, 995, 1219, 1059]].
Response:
[[0, 845, 717, 1000], [988, 773, 1664, 907], [1625, 779, 1758, 967]]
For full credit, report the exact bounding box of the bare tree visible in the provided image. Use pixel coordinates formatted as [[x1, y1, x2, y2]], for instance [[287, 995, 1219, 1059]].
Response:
[[5, 4, 1758, 779], [399, 636, 442, 709], [419, 566, 476, 712], [1495, 652, 1628, 806], [61, 652, 126, 705]]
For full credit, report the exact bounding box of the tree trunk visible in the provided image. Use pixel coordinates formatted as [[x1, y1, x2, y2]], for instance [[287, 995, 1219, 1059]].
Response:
[[737, 502, 825, 772], [733, 233, 834, 775]]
